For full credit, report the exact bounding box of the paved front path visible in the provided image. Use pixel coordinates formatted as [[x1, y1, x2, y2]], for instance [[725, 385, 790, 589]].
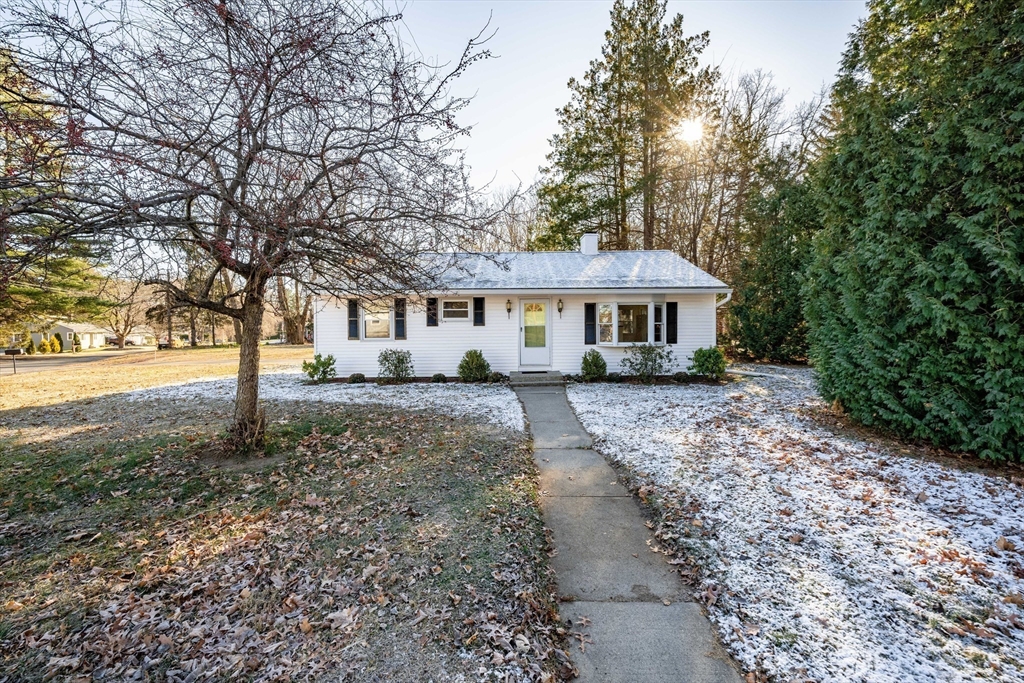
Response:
[[515, 386, 742, 683]]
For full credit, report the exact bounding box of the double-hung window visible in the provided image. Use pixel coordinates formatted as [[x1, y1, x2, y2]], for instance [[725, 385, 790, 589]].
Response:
[[442, 300, 470, 321], [653, 304, 664, 343], [598, 304, 614, 343]]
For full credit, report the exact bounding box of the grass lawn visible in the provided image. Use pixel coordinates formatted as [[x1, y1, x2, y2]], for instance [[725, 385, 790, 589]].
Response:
[[0, 359, 570, 681]]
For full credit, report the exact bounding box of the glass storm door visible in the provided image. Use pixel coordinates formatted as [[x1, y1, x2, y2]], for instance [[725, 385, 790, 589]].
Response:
[[520, 299, 550, 367]]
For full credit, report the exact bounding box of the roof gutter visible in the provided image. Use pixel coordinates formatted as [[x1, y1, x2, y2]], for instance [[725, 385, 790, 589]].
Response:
[[716, 291, 733, 308]]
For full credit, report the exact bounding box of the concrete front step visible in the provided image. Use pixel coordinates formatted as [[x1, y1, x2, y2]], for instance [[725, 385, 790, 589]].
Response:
[[509, 370, 564, 387]]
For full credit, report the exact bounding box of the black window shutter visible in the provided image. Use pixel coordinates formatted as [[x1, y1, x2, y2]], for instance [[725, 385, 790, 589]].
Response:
[[395, 298, 406, 340], [584, 303, 596, 345], [426, 298, 438, 327], [473, 297, 485, 326], [666, 302, 678, 344], [347, 299, 359, 340]]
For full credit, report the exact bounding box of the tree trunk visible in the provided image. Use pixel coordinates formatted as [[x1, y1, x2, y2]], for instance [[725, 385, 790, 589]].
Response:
[[230, 275, 267, 452], [117, 334, 126, 349], [189, 313, 198, 346], [221, 270, 243, 343]]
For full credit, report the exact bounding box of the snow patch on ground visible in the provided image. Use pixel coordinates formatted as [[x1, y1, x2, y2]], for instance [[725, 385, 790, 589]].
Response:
[[567, 368, 1024, 682], [126, 372, 525, 432]]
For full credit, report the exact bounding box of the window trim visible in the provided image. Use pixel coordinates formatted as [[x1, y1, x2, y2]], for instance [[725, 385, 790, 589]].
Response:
[[441, 298, 471, 322], [596, 302, 667, 347]]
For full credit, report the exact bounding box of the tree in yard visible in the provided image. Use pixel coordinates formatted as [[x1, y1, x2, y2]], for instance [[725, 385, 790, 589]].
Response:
[[102, 276, 156, 349], [273, 277, 312, 345], [5, 0, 498, 451], [535, 0, 715, 251], [803, 0, 1024, 461]]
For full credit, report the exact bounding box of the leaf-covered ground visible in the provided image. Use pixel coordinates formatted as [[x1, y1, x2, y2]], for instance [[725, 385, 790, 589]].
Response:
[[0, 381, 570, 681], [567, 366, 1024, 683]]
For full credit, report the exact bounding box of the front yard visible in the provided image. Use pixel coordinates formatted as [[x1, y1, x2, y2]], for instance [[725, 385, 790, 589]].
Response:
[[0, 366, 569, 681], [568, 367, 1024, 683]]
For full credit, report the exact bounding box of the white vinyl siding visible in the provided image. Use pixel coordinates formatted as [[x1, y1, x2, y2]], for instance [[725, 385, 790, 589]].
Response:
[[314, 292, 717, 376]]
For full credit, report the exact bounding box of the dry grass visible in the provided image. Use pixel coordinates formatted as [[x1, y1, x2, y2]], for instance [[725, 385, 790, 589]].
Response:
[[0, 345, 313, 412], [0, 347, 571, 682]]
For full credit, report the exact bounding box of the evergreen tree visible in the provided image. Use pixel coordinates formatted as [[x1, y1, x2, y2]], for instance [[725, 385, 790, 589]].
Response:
[[536, 0, 714, 251], [804, 0, 1024, 460], [731, 175, 818, 362]]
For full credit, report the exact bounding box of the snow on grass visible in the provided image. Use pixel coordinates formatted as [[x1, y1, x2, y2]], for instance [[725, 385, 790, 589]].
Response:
[[567, 368, 1024, 682], [126, 372, 525, 432]]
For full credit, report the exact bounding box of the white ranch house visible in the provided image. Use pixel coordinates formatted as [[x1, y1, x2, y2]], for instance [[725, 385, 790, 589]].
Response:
[[30, 322, 108, 351], [313, 234, 730, 377]]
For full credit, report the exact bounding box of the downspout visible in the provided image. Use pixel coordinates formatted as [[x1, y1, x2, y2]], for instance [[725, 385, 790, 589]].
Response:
[[716, 291, 733, 308]]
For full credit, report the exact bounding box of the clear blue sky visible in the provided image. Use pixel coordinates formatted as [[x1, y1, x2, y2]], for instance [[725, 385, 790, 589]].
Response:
[[395, 1, 867, 189]]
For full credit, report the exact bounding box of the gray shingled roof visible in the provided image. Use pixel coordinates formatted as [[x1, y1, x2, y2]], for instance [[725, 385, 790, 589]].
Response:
[[435, 250, 728, 291]]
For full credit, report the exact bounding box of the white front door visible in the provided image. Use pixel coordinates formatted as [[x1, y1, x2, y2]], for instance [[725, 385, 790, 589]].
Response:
[[520, 299, 551, 367]]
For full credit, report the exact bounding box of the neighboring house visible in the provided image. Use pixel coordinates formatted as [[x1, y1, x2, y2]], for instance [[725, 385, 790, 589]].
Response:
[[313, 234, 731, 376], [105, 325, 158, 346], [31, 322, 108, 351]]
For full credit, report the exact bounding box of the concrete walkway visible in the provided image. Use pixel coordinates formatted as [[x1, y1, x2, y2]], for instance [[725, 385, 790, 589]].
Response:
[[515, 386, 742, 683]]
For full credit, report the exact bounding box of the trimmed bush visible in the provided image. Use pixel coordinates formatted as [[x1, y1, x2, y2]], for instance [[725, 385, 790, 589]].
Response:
[[377, 349, 414, 384], [49, 336, 62, 353], [688, 347, 726, 380], [580, 349, 608, 382], [25, 338, 36, 355], [36, 338, 48, 354], [672, 371, 689, 383], [347, 373, 366, 384], [457, 349, 490, 383], [301, 353, 337, 384], [72, 333, 81, 352], [431, 373, 447, 384], [607, 372, 622, 383], [621, 343, 674, 384], [487, 371, 505, 384]]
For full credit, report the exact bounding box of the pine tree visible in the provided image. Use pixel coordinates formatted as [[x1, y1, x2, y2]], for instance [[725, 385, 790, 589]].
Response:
[[804, 0, 1024, 460], [536, 0, 714, 251]]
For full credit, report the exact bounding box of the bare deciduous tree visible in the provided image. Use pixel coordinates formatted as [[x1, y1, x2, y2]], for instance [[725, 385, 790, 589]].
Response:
[[5, 0, 497, 450]]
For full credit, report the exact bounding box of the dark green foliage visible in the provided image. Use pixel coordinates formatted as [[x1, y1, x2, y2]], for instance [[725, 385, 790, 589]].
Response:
[[377, 349, 414, 384], [486, 371, 505, 384], [672, 371, 688, 383], [72, 333, 81, 352], [431, 373, 447, 384], [620, 343, 675, 383], [580, 349, 608, 381], [53, 333, 64, 353], [731, 177, 818, 362], [24, 338, 35, 355], [457, 350, 491, 383], [804, 0, 1024, 461], [347, 373, 365, 384], [301, 353, 336, 384], [607, 372, 623, 383], [688, 346, 726, 380]]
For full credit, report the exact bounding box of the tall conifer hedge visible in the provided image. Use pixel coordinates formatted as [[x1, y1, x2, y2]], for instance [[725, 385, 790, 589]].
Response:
[[804, 0, 1024, 460]]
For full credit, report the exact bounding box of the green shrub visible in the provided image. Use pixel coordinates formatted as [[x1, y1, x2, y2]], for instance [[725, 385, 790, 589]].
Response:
[[607, 372, 622, 383], [457, 349, 491, 383], [377, 349, 414, 384], [301, 353, 337, 384], [803, 0, 1024, 461], [431, 372, 447, 384], [673, 371, 689, 383], [347, 373, 365, 384], [72, 333, 81, 352], [487, 371, 505, 384], [52, 335, 63, 353], [24, 338, 35, 355], [580, 349, 608, 381], [621, 344, 674, 384], [688, 347, 726, 380]]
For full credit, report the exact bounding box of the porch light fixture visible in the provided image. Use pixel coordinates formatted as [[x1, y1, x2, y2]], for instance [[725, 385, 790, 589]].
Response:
[[506, 299, 512, 318], [557, 299, 564, 317]]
